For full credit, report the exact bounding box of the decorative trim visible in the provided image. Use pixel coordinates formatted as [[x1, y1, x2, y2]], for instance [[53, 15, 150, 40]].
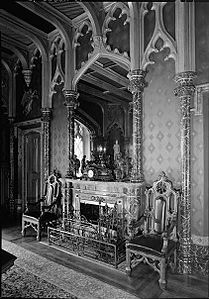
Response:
[[142, 2, 177, 70], [191, 234, 209, 247], [174, 71, 196, 274], [128, 69, 147, 183], [192, 83, 209, 116]]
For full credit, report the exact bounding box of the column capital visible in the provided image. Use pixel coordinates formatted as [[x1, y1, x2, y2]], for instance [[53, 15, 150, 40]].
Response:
[[41, 107, 52, 122], [128, 69, 148, 94], [63, 89, 79, 109], [174, 71, 196, 98]]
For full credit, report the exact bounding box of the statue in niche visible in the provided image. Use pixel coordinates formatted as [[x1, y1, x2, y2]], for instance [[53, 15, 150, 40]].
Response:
[[81, 155, 86, 174], [73, 155, 80, 177], [113, 140, 120, 161], [21, 89, 39, 115], [114, 152, 125, 181]]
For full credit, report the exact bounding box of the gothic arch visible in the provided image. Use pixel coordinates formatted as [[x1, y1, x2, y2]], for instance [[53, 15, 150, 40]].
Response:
[[72, 51, 130, 89]]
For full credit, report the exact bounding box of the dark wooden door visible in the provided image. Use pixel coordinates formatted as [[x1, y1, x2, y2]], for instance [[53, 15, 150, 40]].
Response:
[[24, 131, 41, 203]]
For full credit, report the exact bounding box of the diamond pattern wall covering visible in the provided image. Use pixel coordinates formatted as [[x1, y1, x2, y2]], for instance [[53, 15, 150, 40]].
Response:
[[191, 115, 204, 235], [51, 89, 68, 177], [143, 49, 181, 187]]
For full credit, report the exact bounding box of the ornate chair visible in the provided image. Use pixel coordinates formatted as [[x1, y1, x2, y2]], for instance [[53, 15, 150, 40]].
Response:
[[22, 172, 62, 241], [125, 172, 180, 289]]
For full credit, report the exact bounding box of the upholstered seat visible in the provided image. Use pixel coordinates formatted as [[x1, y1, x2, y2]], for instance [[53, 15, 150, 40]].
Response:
[[126, 172, 180, 289], [128, 234, 176, 257], [21, 172, 62, 241]]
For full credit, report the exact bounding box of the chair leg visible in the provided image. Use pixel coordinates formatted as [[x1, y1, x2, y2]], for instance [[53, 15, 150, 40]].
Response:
[[125, 248, 132, 276], [21, 219, 26, 237], [36, 222, 41, 241], [159, 258, 167, 290]]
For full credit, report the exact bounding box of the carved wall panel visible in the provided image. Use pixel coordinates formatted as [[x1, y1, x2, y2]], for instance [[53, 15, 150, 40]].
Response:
[[103, 3, 130, 58], [50, 35, 65, 95], [75, 21, 94, 70], [143, 49, 181, 186], [144, 2, 155, 51], [162, 2, 175, 41]]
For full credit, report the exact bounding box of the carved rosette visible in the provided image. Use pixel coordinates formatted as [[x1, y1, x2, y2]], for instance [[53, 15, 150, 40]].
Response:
[[41, 108, 52, 181], [128, 69, 147, 183], [8, 117, 15, 215], [63, 90, 79, 178], [174, 71, 196, 274]]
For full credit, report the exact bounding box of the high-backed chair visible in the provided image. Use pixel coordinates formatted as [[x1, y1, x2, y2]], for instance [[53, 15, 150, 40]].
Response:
[[126, 172, 180, 289], [22, 172, 62, 241]]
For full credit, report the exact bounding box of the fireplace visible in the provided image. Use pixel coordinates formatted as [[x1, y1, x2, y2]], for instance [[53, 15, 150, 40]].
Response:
[[48, 179, 145, 268]]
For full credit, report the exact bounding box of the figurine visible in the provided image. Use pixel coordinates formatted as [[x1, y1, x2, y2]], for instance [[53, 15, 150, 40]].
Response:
[[113, 140, 120, 161], [81, 155, 86, 174], [73, 155, 80, 177]]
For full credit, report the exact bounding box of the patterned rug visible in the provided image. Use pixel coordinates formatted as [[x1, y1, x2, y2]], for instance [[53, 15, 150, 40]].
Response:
[[1, 239, 138, 299], [1, 265, 77, 298]]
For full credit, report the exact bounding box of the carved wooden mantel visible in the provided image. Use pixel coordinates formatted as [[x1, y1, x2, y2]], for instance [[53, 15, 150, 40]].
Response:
[[61, 179, 145, 238]]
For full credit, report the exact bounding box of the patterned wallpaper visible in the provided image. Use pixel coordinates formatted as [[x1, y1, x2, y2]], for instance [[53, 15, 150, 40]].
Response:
[[143, 48, 181, 187], [51, 88, 68, 177], [191, 113, 204, 236]]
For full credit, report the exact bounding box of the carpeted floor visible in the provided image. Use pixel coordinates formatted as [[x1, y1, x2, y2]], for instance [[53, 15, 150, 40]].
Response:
[[1, 239, 138, 299], [1, 265, 77, 298]]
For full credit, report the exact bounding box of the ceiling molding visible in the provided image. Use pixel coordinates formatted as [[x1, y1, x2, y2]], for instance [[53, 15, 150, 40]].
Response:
[[1, 34, 31, 52], [0, 11, 48, 59], [1, 39, 28, 68], [0, 10, 48, 42], [19, 1, 73, 28], [79, 82, 128, 105], [82, 74, 131, 101], [92, 62, 129, 88]]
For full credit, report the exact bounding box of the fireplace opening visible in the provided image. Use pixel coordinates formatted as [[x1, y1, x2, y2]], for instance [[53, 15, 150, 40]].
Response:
[[80, 202, 99, 224]]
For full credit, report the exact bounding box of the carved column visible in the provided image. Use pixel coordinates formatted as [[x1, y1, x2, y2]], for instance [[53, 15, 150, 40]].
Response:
[[8, 117, 15, 216], [63, 90, 79, 178], [174, 71, 196, 274], [128, 69, 147, 183], [41, 108, 52, 181]]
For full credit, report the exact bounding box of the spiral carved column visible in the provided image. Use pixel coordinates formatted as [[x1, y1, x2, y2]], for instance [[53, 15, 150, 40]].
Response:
[[63, 90, 79, 178], [174, 71, 196, 274], [41, 108, 52, 181], [128, 69, 147, 183]]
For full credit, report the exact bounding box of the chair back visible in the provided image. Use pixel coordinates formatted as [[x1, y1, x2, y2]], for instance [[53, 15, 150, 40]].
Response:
[[144, 172, 179, 241], [42, 173, 62, 215]]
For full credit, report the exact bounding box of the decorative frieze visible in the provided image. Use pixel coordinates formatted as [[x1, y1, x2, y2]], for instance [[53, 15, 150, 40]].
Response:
[[174, 71, 196, 274], [128, 69, 147, 183], [41, 108, 52, 181], [63, 90, 79, 178]]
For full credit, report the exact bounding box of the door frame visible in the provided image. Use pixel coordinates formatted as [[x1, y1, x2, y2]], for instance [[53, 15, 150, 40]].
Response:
[[15, 118, 43, 212]]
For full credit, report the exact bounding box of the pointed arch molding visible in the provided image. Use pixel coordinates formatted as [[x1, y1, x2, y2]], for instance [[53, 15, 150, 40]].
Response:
[[1, 41, 28, 69], [50, 35, 65, 99], [77, 2, 101, 36], [72, 52, 130, 89], [76, 108, 101, 137], [141, 2, 177, 70], [1, 59, 15, 117]]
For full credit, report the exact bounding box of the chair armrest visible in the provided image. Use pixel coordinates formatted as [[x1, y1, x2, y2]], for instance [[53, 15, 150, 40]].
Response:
[[161, 234, 169, 253]]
